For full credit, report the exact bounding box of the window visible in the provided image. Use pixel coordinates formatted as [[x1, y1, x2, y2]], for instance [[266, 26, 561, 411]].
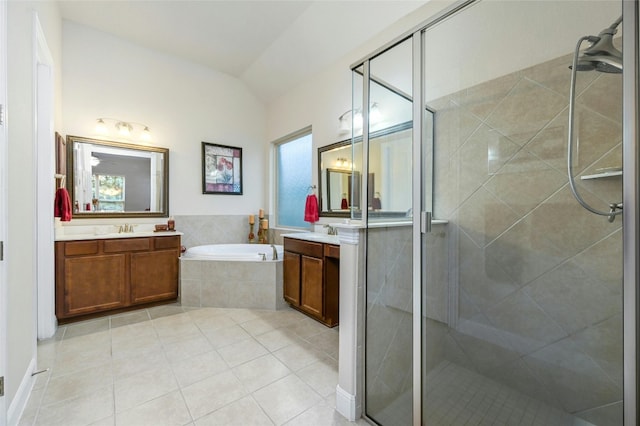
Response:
[[274, 127, 312, 228], [92, 174, 125, 212]]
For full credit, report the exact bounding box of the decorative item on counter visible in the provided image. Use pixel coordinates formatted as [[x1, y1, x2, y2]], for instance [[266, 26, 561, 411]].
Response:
[[155, 224, 168, 232], [85, 202, 91, 211], [167, 216, 175, 231], [248, 214, 256, 243], [341, 193, 348, 210], [259, 219, 269, 244]]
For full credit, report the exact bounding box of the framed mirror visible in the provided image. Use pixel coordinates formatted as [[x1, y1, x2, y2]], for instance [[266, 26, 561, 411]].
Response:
[[67, 135, 169, 218], [318, 122, 414, 219], [318, 140, 352, 217]]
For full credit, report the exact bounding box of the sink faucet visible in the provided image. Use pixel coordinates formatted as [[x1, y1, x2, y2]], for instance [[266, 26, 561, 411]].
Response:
[[323, 224, 337, 235], [258, 252, 266, 261], [119, 224, 134, 233], [270, 244, 278, 260]]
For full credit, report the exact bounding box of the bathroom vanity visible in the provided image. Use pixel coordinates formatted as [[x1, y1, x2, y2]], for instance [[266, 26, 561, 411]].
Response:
[[55, 233, 181, 322], [282, 234, 339, 327]]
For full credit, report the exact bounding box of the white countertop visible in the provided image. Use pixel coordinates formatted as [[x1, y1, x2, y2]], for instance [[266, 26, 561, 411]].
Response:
[[55, 225, 183, 242], [281, 232, 340, 245]]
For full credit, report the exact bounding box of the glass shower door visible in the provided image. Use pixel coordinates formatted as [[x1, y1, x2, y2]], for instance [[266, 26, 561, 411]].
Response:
[[422, 1, 623, 424], [363, 37, 415, 425]]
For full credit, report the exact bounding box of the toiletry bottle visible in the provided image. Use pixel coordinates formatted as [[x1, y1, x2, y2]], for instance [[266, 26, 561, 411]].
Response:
[[168, 216, 175, 231]]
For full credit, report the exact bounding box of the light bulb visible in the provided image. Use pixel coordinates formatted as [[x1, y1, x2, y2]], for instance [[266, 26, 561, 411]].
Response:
[[353, 111, 363, 130], [141, 126, 152, 141], [116, 122, 132, 137], [369, 103, 381, 124], [95, 119, 107, 134]]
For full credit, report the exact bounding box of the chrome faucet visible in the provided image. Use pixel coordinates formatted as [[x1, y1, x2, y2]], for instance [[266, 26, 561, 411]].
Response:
[[323, 224, 337, 235], [258, 252, 267, 261], [270, 244, 278, 260]]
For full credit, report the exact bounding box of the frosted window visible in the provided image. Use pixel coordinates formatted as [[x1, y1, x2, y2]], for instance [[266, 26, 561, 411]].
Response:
[[276, 133, 312, 228]]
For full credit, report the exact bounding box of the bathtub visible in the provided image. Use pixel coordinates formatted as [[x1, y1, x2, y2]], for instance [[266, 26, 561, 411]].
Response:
[[183, 243, 283, 261], [180, 244, 286, 310]]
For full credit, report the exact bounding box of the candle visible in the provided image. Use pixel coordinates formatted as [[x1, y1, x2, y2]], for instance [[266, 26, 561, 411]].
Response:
[[249, 214, 255, 224], [259, 209, 264, 218], [262, 219, 269, 229]]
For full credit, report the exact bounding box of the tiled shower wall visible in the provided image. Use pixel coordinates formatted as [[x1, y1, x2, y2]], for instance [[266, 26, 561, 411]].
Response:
[[365, 224, 449, 422], [432, 49, 623, 423]]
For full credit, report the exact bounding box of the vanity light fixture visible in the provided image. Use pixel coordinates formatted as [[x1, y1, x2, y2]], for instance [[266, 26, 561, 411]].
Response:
[[95, 118, 152, 141], [338, 102, 381, 134]]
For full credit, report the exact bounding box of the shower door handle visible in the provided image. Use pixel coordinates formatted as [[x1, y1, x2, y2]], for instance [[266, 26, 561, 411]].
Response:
[[421, 211, 432, 234]]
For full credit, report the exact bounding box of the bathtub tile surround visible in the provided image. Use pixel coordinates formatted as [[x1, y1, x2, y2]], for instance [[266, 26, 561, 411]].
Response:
[[175, 214, 274, 249], [181, 258, 285, 311], [432, 47, 623, 422], [22, 305, 365, 426]]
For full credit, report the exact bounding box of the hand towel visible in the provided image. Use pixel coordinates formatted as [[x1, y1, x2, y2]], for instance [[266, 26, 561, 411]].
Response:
[[304, 194, 319, 223], [54, 187, 72, 222]]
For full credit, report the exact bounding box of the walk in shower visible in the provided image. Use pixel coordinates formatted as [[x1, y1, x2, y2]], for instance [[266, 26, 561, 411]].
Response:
[[354, 0, 633, 424]]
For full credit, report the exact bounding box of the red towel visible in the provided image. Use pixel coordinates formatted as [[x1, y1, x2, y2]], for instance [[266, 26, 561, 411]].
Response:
[[54, 187, 72, 222], [304, 194, 319, 223]]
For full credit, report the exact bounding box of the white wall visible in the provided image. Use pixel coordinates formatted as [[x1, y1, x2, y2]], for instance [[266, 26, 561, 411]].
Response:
[[62, 21, 267, 217], [265, 1, 455, 195], [6, 0, 61, 417]]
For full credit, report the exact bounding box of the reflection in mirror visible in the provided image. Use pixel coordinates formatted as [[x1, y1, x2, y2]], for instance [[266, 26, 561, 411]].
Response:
[[318, 122, 415, 219], [67, 135, 169, 218]]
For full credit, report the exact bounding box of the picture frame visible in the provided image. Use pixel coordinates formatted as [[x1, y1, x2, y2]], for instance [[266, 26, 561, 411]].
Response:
[[202, 142, 243, 195]]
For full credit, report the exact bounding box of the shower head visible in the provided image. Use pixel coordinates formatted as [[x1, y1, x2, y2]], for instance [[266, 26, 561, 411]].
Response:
[[575, 54, 622, 73], [573, 15, 623, 73]]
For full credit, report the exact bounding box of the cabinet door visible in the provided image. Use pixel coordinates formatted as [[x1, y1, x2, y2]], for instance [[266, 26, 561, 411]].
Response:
[[63, 254, 127, 317], [283, 251, 301, 305], [301, 255, 324, 318], [130, 249, 179, 304]]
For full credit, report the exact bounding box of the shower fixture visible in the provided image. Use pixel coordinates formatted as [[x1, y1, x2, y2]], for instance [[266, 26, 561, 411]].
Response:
[[567, 16, 623, 222]]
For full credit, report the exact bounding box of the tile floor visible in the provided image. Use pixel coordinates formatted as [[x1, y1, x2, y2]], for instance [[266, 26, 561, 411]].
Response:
[[19, 304, 369, 426]]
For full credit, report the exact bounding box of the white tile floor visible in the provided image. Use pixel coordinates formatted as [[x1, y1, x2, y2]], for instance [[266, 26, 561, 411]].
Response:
[[20, 304, 369, 426]]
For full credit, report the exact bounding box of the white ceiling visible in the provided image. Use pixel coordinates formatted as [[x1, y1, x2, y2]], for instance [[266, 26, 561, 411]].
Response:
[[58, 0, 428, 103]]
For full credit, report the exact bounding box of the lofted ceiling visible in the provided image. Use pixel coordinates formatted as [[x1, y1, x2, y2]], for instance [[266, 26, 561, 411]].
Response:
[[58, 0, 428, 103]]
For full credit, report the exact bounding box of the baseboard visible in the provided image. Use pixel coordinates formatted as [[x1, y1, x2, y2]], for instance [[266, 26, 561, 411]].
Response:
[[7, 357, 36, 426], [335, 384, 359, 421]]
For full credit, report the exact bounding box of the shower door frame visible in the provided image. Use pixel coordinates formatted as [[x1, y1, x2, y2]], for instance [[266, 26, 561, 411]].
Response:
[[353, 0, 640, 424], [622, 0, 639, 424]]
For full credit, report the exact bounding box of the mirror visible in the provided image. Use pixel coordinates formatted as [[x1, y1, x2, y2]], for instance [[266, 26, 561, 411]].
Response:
[[318, 123, 413, 218], [67, 135, 169, 218], [318, 140, 352, 217]]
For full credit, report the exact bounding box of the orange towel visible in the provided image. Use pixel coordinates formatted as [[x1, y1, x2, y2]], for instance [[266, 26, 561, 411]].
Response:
[[54, 188, 72, 222], [304, 194, 319, 223]]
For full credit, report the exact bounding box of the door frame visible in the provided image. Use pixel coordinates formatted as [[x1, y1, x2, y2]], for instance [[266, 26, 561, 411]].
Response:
[[0, 0, 7, 424], [622, 0, 639, 423]]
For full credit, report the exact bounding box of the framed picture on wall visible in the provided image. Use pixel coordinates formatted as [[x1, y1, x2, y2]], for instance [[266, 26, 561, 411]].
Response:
[[202, 142, 243, 195]]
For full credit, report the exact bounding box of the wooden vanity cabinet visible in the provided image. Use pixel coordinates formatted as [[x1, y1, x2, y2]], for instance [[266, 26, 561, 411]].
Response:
[[56, 235, 180, 321], [283, 237, 339, 327]]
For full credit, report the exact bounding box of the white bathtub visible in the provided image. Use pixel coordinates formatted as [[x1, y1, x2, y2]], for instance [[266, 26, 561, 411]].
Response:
[[180, 244, 285, 310], [184, 243, 283, 261]]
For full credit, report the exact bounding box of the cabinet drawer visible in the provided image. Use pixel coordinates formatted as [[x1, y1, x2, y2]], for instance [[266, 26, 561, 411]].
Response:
[[324, 244, 340, 259], [154, 235, 180, 250], [104, 238, 151, 253], [64, 241, 99, 256], [284, 238, 323, 258]]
